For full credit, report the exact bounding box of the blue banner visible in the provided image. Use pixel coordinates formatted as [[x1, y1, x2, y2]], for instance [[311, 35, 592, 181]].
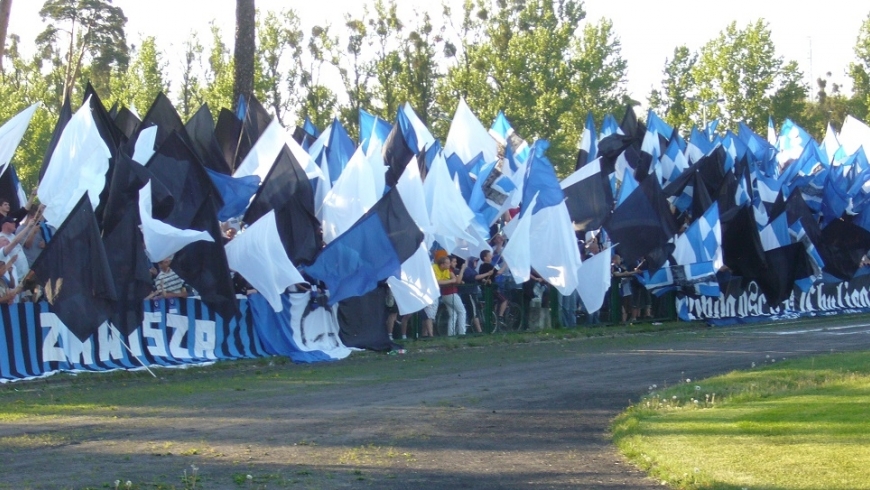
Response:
[[0, 297, 266, 383], [677, 274, 870, 324]]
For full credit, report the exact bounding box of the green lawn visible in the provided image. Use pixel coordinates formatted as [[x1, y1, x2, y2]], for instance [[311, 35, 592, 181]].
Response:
[[612, 351, 870, 489]]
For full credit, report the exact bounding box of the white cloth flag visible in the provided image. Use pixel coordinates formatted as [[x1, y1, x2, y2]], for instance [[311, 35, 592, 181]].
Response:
[[138, 181, 214, 262], [529, 201, 583, 295], [320, 146, 377, 243], [387, 242, 440, 315], [39, 96, 111, 227], [402, 103, 436, 152], [423, 150, 478, 254], [307, 123, 331, 160], [444, 98, 498, 166], [576, 247, 612, 315], [233, 117, 285, 180], [364, 137, 386, 198], [838, 115, 870, 158], [225, 210, 305, 312], [283, 130, 330, 219], [501, 193, 537, 284], [132, 126, 158, 164], [396, 156, 434, 245], [0, 103, 39, 178]]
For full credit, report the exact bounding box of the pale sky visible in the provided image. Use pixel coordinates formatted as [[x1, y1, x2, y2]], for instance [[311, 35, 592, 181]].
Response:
[[9, 0, 869, 104]]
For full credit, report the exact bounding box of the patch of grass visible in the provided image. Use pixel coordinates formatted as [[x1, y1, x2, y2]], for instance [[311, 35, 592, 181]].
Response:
[[338, 444, 414, 466], [612, 351, 870, 489]]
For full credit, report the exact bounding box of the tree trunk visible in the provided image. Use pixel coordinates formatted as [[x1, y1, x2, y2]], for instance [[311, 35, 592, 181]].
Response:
[[232, 0, 255, 112], [0, 0, 11, 74]]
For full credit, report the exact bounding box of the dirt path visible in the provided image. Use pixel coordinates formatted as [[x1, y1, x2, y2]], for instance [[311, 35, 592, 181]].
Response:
[[3, 319, 870, 489]]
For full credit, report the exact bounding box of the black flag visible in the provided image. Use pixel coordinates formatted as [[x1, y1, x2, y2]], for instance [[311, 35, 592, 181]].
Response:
[[244, 146, 322, 266], [30, 196, 118, 341]]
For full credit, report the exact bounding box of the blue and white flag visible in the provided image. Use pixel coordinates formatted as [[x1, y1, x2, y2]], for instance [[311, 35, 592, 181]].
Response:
[[599, 113, 621, 140], [660, 137, 689, 187], [616, 166, 638, 208], [820, 122, 840, 165], [673, 203, 722, 269], [359, 109, 392, 155], [320, 145, 378, 244], [519, 140, 583, 294], [776, 118, 812, 170], [767, 116, 777, 145], [575, 111, 598, 169], [489, 111, 530, 172]]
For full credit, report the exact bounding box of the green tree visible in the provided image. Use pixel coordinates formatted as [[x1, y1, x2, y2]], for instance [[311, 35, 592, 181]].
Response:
[[798, 72, 852, 139], [691, 20, 807, 133], [108, 36, 168, 115], [395, 11, 442, 129], [36, 0, 128, 103], [254, 9, 304, 126], [201, 23, 234, 117], [848, 12, 870, 121], [0, 34, 56, 189], [438, 0, 626, 175], [335, 11, 374, 138], [648, 45, 696, 132], [297, 24, 337, 130], [368, 0, 404, 122], [177, 32, 205, 122]]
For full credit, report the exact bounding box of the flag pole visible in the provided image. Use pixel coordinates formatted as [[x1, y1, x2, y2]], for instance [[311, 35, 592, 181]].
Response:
[[108, 323, 158, 378]]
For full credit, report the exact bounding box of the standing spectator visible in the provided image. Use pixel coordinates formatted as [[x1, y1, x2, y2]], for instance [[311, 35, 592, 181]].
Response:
[[611, 254, 637, 323], [459, 256, 486, 334], [0, 256, 22, 303], [479, 249, 509, 326], [0, 214, 40, 284], [146, 256, 189, 300], [22, 207, 46, 266], [521, 269, 546, 330], [428, 254, 466, 336], [0, 187, 38, 224], [630, 258, 652, 321]]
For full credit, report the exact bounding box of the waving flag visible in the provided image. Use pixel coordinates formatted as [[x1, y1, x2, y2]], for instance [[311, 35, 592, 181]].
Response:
[[244, 146, 322, 266], [320, 146, 378, 244], [445, 98, 498, 167], [0, 103, 38, 179], [604, 173, 679, 270], [225, 210, 305, 312], [561, 158, 612, 233], [575, 112, 598, 170], [490, 111, 530, 172], [304, 186, 424, 305], [232, 117, 285, 181], [519, 140, 583, 294], [184, 104, 233, 175], [673, 204, 722, 268], [30, 196, 118, 341], [359, 109, 392, 154], [39, 96, 111, 227], [422, 150, 479, 256]]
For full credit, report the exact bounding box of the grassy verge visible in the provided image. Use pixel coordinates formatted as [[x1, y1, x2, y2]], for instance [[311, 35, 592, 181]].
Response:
[[612, 351, 870, 489]]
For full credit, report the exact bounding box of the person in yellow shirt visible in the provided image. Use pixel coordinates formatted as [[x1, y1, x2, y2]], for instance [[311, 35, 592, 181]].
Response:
[[422, 254, 467, 337]]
